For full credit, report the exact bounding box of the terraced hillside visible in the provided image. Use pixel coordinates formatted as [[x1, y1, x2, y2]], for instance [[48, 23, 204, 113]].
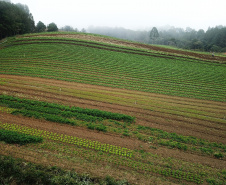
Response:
[[0, 32, 226, 185]]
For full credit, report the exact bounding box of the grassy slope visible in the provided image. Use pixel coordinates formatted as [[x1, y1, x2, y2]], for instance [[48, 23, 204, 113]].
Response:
[[0, 32, 225, 102]]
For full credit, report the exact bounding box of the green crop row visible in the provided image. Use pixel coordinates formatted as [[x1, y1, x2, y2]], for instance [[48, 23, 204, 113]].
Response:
[[138, 125, 226, 151], [0, 95, 135, 123], [137, 126, 225, 158], [0, 121, 207, 184], [11, 37, 221, 65], [0, 42, 225, 101], [0, 123, 133, 158], [0, 129, 43, 145]]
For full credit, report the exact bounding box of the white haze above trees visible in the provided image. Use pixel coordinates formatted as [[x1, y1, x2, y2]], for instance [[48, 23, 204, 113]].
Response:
[[1, 0, 226, 52], [10, 0, 226, 31]]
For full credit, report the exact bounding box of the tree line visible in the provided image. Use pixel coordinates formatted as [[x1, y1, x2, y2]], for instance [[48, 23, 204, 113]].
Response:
[[1, 0, 225, 52], [149, 26, 226, 52], [88, 25, 226, 52], [0, 0, 59, 39]]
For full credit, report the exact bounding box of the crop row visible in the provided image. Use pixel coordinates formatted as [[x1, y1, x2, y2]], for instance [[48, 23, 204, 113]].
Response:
[[0, 42, 225, 101], [0, 129, 43, 145], [0, 106, 15, 114], [10, 38, 195, 63], [1, 65, 224, 101], [1, 49, 224, 92], [0, 123, 133, 158], [38, 140, 204, 184], [12, 37, 221, 65], [0, 95, 135, 123], [1, 63, 224, 100], [138, 125, 226, 150], [2, 58, 224, 95], [137, 125, 225, 157]]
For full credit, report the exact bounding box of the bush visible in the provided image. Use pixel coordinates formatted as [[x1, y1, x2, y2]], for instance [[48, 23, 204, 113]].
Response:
[[214, 153, 224, 159]]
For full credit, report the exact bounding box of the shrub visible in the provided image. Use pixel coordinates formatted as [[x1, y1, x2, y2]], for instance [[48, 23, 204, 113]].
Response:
[[214, 153, 224, 159]]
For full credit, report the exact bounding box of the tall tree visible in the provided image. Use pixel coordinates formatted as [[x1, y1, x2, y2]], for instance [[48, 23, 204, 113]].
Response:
[[150, 27, 159, 44], [0, 1, 35, 39], [36, 21, 46, 32], [47, 22, 58, 32], [62, 25, 74, 32], [150, 27, 159, 38]]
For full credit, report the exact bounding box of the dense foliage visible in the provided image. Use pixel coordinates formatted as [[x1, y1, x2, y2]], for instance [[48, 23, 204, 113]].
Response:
[[156, 26, 226, 52], [47, 22, 58, 32], [88, 26, 226, 52], [0, 129, 43, 145], [35, 21, 46, 33], [0, 1, 35, 39]]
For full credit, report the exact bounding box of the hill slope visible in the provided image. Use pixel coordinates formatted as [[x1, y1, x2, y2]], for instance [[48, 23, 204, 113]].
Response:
[[0, 32, 225, 101], [0, 32, 226, 185]]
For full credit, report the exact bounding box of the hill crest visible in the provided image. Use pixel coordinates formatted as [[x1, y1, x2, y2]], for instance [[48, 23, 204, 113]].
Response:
[[18, 32, 226, 62]]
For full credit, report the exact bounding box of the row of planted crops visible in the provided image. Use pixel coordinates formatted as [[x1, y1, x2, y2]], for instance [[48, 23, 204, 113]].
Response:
[[0, 122, 205, 184], [0, 94, 225, 184], [0, 95, 225, 158], [0, 37, 225, 101]]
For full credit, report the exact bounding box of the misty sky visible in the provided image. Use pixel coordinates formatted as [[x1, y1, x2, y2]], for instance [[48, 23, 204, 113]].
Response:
[[11, 0, 226, 31]]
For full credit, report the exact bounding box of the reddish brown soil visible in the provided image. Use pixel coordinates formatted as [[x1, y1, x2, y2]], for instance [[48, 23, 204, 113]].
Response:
[[23, 34, 226, 62]]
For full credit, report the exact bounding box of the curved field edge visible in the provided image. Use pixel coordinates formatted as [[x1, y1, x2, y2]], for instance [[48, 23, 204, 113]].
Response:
[[0, 39, 225, 102], [17, 32, 226, 62], [2, 32, 226, 63]]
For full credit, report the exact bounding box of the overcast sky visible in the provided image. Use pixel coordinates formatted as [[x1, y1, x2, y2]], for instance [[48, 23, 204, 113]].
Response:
[[11, 0, 226, 31]]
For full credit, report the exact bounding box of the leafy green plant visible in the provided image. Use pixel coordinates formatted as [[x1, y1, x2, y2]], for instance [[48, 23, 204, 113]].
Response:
[[0, 129, 43, 145]]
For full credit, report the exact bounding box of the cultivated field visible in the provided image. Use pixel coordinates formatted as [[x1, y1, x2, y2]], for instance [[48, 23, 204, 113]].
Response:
[[0, 32, 226, 185]]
